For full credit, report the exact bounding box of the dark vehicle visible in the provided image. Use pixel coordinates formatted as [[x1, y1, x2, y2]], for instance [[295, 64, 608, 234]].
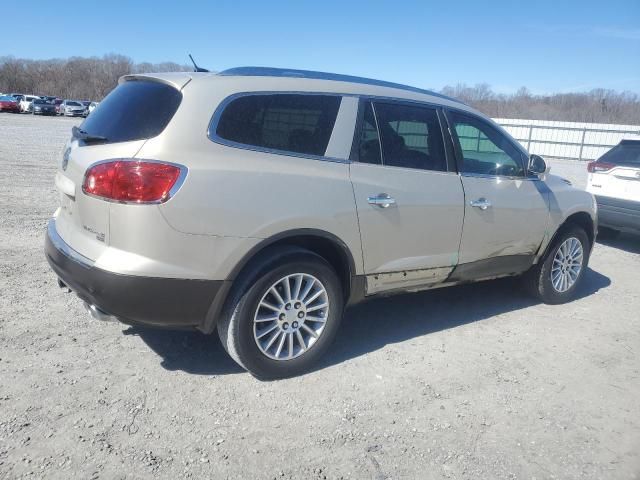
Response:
[[0, 95, 21, 113], [80, 101, 92, 117], [587, 139, 640, 235], [32, 98, 58, 116]]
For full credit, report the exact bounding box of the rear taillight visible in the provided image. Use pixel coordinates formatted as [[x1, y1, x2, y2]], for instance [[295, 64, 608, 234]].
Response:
[[82, 160, 184, 203], [587, 161, 615, 173]]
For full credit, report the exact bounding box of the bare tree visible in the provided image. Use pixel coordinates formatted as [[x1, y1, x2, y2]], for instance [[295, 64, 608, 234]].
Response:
[[0, 54, 190, 101], [440, 83, 640, 124]]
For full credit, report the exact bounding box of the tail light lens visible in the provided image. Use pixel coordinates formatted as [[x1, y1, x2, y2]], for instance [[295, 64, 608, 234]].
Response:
[[82, 160, 184, 203], [587, 161, 615, 173]]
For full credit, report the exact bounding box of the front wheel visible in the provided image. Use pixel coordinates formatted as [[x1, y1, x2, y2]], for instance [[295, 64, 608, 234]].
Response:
[[218, 249, 344, 379], [524, 226, 591, 304]]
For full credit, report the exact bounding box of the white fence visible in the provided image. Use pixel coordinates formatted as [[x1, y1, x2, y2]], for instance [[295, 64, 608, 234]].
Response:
[[495, 118, 640, 161]]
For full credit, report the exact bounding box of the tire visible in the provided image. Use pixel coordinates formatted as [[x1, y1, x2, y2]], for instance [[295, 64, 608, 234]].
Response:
[[217, 248, 344, 380], [523, 225, 591, 304]]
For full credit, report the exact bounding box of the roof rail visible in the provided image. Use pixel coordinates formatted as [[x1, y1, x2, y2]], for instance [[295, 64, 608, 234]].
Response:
[[218, 67, 463, 104]]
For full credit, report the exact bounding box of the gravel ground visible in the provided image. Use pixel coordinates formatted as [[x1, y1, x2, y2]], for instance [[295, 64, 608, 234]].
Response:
[[1, 113, 639, 480]]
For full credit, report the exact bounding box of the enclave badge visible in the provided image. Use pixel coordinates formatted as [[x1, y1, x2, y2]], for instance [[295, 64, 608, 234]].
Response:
[[62, 147, 70, 171]]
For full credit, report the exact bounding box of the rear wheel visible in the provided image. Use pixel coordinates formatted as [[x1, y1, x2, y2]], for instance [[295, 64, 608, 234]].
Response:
[[217, 249, 343, 379], [524, 225, 590, 304]]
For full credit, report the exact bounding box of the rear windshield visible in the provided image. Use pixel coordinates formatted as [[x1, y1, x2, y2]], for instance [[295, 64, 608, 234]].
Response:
[[214, 94, 341, 157], [80, 80, 182, 144], [600, 142, 640, 166]]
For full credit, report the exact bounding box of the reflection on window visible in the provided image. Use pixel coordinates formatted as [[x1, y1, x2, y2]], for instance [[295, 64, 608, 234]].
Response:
[[216, 94, 341, 156], [450, 112, 524, 177]]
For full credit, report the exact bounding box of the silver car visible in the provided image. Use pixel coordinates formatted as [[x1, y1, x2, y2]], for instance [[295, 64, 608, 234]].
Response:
[[60, 100, 86, 117], [45, 68, 597, 379]]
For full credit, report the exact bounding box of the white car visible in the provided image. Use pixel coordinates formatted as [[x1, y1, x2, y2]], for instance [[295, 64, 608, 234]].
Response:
[[19, 95, 39, 113], [587, 140, 640, 236]]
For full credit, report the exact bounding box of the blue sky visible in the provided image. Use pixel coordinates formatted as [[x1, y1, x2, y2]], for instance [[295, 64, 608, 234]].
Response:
[[2, 0, 639, 94]]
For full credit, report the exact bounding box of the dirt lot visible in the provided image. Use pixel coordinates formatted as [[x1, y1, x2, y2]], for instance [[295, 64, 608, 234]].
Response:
[[1, 113, 639, 480]]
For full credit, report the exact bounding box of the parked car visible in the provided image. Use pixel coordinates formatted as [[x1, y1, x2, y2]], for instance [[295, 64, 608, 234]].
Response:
[[59, 100, 86, 117], [32, 98, 58, 116], [80, 101, 91, 117], [19, 95, 39, 113], [53, 98, 64, 114], [0, 95, 21, 113], [586, 139, 640, 236], [88, 101, 99, 114], [45, 68, 597, 379]]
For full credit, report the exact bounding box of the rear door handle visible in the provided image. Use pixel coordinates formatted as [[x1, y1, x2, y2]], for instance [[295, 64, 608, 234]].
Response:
[[368, 193, 396, 208], [470, 198, 492, 210]]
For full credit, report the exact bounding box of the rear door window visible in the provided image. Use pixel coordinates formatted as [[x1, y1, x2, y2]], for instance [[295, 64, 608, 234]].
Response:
[[214, 94, 341, 157], [600, 142, 640, 166], [79, 80, 182, 144], [373, 102, 447, 172]]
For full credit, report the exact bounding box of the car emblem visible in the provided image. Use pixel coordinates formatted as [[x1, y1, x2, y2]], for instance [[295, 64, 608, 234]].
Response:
[[62, 147, 71, 171]]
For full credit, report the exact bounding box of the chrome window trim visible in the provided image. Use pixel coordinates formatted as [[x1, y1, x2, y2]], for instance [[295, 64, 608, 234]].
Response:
[[48, 218, 94, 268], [460, 171, 542, 182], [81, 158, 188, 205], [207, 91, 352, 164]]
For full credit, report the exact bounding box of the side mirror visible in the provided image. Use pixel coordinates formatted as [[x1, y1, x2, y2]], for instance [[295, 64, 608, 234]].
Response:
[[528, 154, 550, 175]]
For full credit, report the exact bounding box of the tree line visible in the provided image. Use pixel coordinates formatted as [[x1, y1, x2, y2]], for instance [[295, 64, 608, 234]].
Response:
[[0, 54, 190, 101], [1, 55, 639, 124], [442, 84, 640, 125]]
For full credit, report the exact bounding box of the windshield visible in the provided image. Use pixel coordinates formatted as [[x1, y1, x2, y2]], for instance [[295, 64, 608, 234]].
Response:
[[67, 101, 81, 106], [34, 99, 46, 105], [80, 80, 182, 144], [600, 142, 640, 166], [0, 96, 15, 101]]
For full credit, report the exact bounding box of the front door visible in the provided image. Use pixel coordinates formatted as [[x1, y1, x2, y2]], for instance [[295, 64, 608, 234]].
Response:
[[446, 110, 549, 272], [349, 100, 465, 293]]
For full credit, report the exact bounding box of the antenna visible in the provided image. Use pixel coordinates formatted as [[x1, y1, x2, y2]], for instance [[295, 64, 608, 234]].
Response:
[[188, 54, 209, 73]]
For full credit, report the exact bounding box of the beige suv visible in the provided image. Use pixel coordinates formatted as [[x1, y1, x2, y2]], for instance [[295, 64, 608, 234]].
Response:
[[45, 67, 597, 379]]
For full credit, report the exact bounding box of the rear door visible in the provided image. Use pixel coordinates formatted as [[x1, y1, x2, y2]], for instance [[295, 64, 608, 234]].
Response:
[[54, 78, 186, 260], [349, 100, 464, 294], [445, 110, 549, 270]]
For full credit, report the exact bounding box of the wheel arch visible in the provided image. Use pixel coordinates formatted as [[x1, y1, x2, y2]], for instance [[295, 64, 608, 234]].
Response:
[[540, 211, 596, 261], [200, 229, 360, 334], [229, 229, 357, 296]]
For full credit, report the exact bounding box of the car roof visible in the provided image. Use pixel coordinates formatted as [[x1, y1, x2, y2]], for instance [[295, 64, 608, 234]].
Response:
[[218, 66, 464, 105], [122, 67, 490, 120]]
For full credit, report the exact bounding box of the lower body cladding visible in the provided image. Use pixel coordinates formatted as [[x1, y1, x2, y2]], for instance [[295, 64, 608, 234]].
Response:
[[45, 219, 225, 331], [596, 195, 640, 233]]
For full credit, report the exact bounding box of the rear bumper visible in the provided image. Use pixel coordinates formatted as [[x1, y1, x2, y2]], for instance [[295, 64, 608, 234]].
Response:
[[596, 195, 640, 233], [45, 218, 224, 329]]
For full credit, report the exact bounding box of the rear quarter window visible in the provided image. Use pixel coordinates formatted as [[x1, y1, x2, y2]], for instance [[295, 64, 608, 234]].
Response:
[[213, 94, 341, 157], [80, 80, 182, 144], [600, 143, 640, 166]]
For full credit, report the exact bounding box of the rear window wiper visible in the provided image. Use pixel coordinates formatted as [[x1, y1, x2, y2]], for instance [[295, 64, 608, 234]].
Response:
[[72, 126, 108, 143]]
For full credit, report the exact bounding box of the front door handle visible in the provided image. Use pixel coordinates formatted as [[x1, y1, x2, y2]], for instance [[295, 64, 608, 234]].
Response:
[[470, 198, 492, 210], [368, 193, 396, 208]]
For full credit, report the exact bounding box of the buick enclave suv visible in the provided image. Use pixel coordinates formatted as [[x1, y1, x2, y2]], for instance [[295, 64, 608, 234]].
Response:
[[45, 67, 597, 379]]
